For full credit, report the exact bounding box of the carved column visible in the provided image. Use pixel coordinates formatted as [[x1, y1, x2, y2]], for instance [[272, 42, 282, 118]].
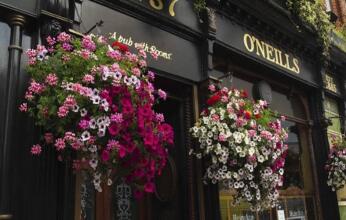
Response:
[[0, 14, 26, 219]]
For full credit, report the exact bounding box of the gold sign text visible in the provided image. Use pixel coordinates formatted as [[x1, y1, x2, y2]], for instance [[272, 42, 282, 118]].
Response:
[[135, 0, 179, 17], [111, 32, 173, 61], [324, 74, 338, 93], [243, 33, 300, 74]]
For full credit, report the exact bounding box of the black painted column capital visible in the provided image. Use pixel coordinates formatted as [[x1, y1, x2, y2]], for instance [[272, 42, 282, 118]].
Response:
[[0, 13, 26, 220]]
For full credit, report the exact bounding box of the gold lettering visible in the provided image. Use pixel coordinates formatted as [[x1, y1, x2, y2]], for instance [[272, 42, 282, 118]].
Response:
[[244, 34, 254, 52], [292, 58, 300, 74], [274, 47, 280, 65], [285, 54, 297, 73], [149, 0, 163, 10], [243, 33, 300, 74], [325, 74, 337, 93], [169, 0, 179, 17], [255, 39, 266, 57], [265, 43, 275, 62], [277, 50, 286, 68]]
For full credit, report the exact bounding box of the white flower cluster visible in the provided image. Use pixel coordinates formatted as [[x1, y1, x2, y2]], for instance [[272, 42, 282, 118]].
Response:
[[190, 87, 288, 211], [326, 147, 346, 191]]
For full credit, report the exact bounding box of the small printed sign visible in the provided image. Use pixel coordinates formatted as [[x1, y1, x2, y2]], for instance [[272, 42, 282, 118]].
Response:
[[277, 210, 286, 220]]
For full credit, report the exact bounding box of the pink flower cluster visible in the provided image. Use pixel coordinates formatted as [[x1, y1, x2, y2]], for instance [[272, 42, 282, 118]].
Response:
[[21, 32, 173, 196]]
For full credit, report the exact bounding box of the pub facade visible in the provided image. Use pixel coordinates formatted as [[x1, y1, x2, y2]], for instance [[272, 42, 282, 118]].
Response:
[[0, 0, 346, 220]]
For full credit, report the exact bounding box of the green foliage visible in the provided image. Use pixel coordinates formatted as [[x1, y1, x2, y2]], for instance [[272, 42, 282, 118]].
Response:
[[286, 0, 333, 57], [333, 27, 346, 52], [194, 0, 207, 13]]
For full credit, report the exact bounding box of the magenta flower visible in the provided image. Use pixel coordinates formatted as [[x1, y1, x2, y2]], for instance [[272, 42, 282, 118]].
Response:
[[28, 80, 45, 94], [110, 113, 123, 123], [44, 133, 54, 144], [79, 119, 90, 130], [45, 73, 58, 86], [132, 67, 141, 77], [57, 32, 71, 43], [57, 105, 69, 118], [158, 89, 167, 100], [63, 95, 77, 108], [21, 33, 174, 196], [150, 50, 159, 60], [82, 74, 95, 84], [147, 71, 155, 80], [208, 84, 216, 92], [82, 35, 96, 51], [107, 140, 120, 150], [101, 150, 110, 162], [31, 144, 42, 155], [62, 42, 72, 51], [80, 49, 91, 59], [155, 113, 164, 122], [26, 49, 36, 58], [144, 182, 155, 193], [133, 189, 144, 199], [19, 103, 28, 112], [54, 138, 65, 151], [46, 36, 56, 46], [64, 131, 76, 142], [118, 146, 126, 158], [108, 123, 119, 136]]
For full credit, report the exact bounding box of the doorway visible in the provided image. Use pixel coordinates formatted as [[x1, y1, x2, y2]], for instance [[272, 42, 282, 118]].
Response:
[[74, 76, 196, 220]]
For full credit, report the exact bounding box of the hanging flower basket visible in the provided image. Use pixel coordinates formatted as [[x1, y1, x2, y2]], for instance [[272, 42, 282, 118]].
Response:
[[20, 32, 174, 197], [190, 85, 288, 211], [325, 136, 346, 191]]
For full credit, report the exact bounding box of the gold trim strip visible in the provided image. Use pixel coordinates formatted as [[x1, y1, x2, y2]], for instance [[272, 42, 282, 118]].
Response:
[[40, 10, 73, 24], [8, 14, 26, 26], [0, 214, 12, 219], [8, 45, 23, 51], [68, 29, 84, 38]]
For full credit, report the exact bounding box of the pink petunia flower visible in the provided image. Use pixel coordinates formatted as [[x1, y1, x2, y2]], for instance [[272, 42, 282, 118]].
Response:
[[31, 144, 42, 155]]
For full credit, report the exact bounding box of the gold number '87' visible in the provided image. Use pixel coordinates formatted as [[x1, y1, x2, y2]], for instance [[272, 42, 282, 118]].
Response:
[[149, 0, 179, 17]]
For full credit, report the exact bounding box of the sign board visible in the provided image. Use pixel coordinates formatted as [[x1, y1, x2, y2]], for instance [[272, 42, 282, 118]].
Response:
[[277, 210, 286, 220], [78, 0, 202, 81], [216, 13, 318, 86]]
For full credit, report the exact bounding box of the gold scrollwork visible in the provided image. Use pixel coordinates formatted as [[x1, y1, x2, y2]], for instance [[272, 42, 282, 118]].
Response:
[[149, 0, 164, 10], [169, 0, 179, 17]]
